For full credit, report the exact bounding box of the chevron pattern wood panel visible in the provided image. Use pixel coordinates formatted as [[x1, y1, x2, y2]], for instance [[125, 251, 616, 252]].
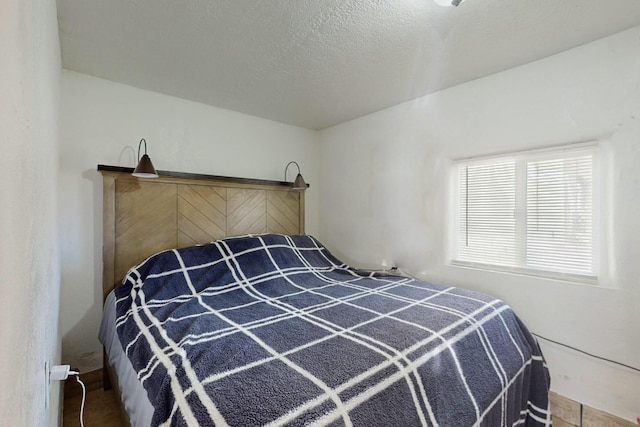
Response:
[[102, 167, 306, 295], [177, 185, 227, 247], [227, 188, 267, 236], [267, 190, 301, 234], [114, 180, 177, 281]]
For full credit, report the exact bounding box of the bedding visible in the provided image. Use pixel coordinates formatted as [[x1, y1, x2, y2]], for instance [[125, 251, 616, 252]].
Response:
[[111, 233, 551, 426], [101, 292, 155, 426]]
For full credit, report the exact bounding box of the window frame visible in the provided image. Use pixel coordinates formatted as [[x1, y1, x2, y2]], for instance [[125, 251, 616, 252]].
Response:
[[449, 142, 601, 284]]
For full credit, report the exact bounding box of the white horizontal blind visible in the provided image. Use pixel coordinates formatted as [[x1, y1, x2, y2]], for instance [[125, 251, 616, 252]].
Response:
[[454, 145, 596, 278], [526, 153, 593, 275], [458, 159, 517, 267]]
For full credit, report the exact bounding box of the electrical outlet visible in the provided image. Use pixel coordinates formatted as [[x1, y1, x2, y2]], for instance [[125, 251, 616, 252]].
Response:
[[44, 361, 49, 409]]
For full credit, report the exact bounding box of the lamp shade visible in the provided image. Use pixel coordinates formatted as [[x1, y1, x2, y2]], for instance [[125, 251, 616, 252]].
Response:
[[133, 154, 158, 178], [132, 138, 159, 178], [292, 173, 307, 190]]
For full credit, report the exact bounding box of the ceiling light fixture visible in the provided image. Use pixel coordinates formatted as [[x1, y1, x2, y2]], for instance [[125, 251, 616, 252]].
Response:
[[132, 138, 159, 178], [433, 0, 466, 6]]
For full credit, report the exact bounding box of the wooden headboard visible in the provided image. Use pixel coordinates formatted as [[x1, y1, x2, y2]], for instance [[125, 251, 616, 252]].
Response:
[[98, 165, 306, 299]]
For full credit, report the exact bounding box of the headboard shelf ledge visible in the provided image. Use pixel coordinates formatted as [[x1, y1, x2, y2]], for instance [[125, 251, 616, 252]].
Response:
[[97, 164, 310, 189]]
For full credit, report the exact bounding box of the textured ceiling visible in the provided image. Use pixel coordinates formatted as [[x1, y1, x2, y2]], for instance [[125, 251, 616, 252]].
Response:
[[57, 0, 640, 130]]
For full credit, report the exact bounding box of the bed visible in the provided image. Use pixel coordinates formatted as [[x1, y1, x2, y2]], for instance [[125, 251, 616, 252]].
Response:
[[98, 166, 551, 427]]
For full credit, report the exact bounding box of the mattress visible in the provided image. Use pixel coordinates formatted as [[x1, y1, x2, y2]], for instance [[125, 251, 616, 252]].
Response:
[[100, 291, 154, 427]]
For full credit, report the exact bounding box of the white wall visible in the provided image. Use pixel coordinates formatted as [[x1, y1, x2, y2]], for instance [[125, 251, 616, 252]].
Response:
[[59, 70, 320, 373], [319, 27, 640, 422], [0, 0, 62, 425]]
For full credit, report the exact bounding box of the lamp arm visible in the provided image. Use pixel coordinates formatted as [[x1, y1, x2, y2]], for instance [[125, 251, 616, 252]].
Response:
[[137, 139, 148, 161], [284, 161, 301, 182]]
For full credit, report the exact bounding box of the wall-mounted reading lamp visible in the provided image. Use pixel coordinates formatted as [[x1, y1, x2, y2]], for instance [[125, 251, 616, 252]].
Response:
[[433, 0, 465, 6], [284, 161, 307, 191], [132, 138, 159, 178]]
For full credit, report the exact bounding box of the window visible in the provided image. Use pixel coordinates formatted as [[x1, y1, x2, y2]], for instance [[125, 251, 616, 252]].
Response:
[[451, 144, 597, 279]]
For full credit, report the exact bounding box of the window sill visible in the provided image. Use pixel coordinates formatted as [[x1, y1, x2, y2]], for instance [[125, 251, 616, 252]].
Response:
[[449, 260, 600, 286]]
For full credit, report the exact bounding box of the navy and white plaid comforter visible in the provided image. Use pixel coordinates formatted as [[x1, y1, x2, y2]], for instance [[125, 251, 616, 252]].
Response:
[[114, 234, 551, 426]]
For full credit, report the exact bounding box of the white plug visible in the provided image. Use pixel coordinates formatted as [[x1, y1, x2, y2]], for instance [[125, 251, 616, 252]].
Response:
[[50, 365, 86, 427], [50, 365, 71, 381]]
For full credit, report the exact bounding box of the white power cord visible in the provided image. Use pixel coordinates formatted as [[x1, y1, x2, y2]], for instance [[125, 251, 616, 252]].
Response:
[[51, 365, 85, 427], [69, 370, 86, 427]]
